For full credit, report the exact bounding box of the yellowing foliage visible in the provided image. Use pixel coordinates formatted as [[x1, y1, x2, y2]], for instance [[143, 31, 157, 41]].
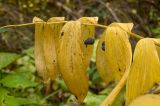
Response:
[[33, 17, 64, 82], [96, 33, 114, 85], [58, 21, 88, 102], [128, 94, 160, 106], [78, 17, 98, 70], [126, 38, 160, 106], [32, 17, 160, 105], [96, 23, 133, 85], [43, 17, 64, 81], [105, 23, 133, 81], [33, 17, 48, 81]]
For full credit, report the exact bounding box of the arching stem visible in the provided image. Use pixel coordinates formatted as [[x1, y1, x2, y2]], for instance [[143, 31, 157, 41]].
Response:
[[101, 68, 130, 106], [0, 22, 143, 39]]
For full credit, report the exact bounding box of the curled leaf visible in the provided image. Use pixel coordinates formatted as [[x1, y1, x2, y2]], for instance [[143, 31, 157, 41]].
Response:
[[96, 33, 114, 85], [104, 23, 133, 81], [126, 38, 160, 106], [99, 23, 133, 106]]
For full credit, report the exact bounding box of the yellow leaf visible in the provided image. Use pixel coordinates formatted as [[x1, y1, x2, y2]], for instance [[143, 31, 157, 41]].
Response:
[[96, 33, 114, 85], [128, 94, 160, 106], [126, 38, 160, 106], [78, 17, 98, 69], [58, 21, 88, 102], [110, 23, 133, 33], [104, 23, 132, 81], [33, 17, 48, 81], [153, 39, 160, 61], [43, 17, 65, 81]]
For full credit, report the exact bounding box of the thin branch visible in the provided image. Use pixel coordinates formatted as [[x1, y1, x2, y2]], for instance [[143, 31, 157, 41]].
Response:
[[82, 23, 108, 29], [83, 23, 144, 39], [0, 22, 143, 39], [0, 21, 67, 30], [0, 23, 34, 29], [55, 1, 81, 18], [98, 0, 120, 22]]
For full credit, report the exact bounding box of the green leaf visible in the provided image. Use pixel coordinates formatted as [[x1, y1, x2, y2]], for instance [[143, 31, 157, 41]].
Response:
[[23, 47, 34, 58], [55, 79, 68, 91], [17, 94, 41, 105], [0, 28, 9, 33], [99, 85, 115, 95], [84, 92, 106, 106], [0, 52, 20, 69], [0, 88, 20, 106], [0, 88, 9, 106], [0, 74, 37, 89], [112, 88, 125, 106], [92, 39, 99, 60], [5, 96, 20, 106], [13, 66, 34, 79]]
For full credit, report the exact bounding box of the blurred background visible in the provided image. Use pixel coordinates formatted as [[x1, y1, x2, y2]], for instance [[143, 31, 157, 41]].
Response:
[[0, 0, 160, 52], [0, 0, 160, 106]]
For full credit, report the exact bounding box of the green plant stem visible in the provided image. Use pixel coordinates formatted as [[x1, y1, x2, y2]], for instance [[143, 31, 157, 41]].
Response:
[[0, 21, 67, 30], [41, 90, 58, 104], [84, 23, 144, 39], [0, 22, 143, 39], [82, 23, 108, 29], [101, 68, 130, 106], [0, 23, 35, 29]]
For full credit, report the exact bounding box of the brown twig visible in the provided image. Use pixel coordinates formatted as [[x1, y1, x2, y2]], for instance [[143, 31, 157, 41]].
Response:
[[55, 1, 81, 19], [98, 0, 120, 22]]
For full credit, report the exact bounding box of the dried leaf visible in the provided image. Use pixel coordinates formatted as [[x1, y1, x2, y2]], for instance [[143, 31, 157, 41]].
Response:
[[43, 17, 64, 81], [33, 17, 47, 81], [126, 38, 160, 106], [58, 21, 88, 102]]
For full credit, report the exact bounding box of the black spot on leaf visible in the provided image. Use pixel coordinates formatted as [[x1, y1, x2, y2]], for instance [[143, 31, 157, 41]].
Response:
[[61, 32, 64, 36], [101, 41, 105, 51], [84, 37, 95, 47]]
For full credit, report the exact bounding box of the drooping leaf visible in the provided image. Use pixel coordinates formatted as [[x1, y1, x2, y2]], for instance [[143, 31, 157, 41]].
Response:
[[96, 23, 133, 84], [33, 17, 65, 82], [96, 33, 114, 85], [33, 17, 48, 81], [104, 23, 133, 81], [78, 17, 98, 70], [0, 52, 20, 70], [43, 17, 64, 81], [58, 21, 88, 102], [126, 38, 160, 106], [128, 94, 160, 106]]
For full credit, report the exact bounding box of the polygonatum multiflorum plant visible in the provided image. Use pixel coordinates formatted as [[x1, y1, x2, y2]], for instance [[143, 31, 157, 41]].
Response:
[[1, 17, 160, 106]]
